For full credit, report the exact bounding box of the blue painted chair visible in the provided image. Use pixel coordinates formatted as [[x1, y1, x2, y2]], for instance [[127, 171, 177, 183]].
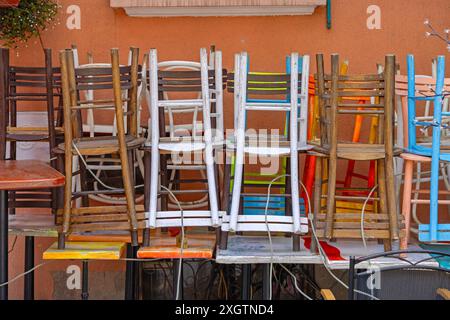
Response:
[[407, 55, 450, 242]]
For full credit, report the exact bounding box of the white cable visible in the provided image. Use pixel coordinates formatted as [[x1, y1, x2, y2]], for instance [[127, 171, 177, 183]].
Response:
[[0, 262, 52, 288], [278, 264, 313, 300], [301, 181, 379, 300], [160, 185, 184, 301], [263, 174, 314, 300], [72, 141, 144, 190], [360, 185, 379, 300]]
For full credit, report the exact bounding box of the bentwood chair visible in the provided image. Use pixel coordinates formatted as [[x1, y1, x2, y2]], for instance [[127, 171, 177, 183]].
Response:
[[0, 47, 63, 214], [220, 52, 310, 251], [70, 46, 147, 206], [143, 48, 225, 245], [57, 48, 146, 248], [312, 53, 403, 251], [399, 55, 450, 243]]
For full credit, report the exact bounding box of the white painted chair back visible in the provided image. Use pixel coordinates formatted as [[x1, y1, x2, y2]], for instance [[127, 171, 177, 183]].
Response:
[[146, 48, 223, 229], [223, 52, 310, 235]]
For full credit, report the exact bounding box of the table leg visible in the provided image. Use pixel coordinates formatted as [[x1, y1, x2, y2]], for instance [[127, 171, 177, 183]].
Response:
[[125, 243, 135, 300], [24, 236, 34, 300], [0, 189, 8, 300], [81, 260, 89, 300], [262, 264, 271, 300], [173, 259, 183, 300], [241, 264, 252, 300]]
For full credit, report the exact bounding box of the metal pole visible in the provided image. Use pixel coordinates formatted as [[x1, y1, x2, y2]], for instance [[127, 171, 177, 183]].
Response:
[[241, 264, 252, 300], [124, 243, 134, 300], [0, 189, 8, 300], [81, 260, 89, 300], [262, 264, 271, 300], [24, 236, 34, 300]]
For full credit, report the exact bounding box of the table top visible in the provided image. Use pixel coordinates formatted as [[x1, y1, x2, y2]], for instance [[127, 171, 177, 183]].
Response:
[[138, 231, 216, 259], [43, 241, 126, 260], [0, 160, 65, 190]]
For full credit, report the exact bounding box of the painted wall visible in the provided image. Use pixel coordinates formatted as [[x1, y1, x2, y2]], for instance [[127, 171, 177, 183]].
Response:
[[3, 0, 450, 299]]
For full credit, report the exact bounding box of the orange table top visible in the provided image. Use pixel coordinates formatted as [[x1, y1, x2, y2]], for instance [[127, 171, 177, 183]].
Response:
[[137, 231, 216, 259], [0, 160, 65, 190]]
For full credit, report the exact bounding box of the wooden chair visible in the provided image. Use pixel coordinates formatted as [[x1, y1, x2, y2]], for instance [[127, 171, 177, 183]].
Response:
[[143, 48, 225, 245], [220, 52, 310, 251], [70, 46, 147, 207], [311, 53, 402, 251], [0, 47, 63, 214], [400, 55, 450, 243], [57, 48, 146, 249]]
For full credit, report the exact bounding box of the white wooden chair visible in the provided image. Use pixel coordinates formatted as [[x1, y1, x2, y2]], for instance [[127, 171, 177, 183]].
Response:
[[220, 52, 310, 251], [144, 48, 224, 242]]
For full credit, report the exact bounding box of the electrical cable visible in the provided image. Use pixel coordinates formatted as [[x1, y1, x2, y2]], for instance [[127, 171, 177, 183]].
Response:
[[159, 185, 184, 300]]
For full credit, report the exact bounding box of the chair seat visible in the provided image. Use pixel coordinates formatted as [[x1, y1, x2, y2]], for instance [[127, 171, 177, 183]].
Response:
[[57, 135, 145, 156], [7, 126, 64, 142], [225, 135, 311, 155], [144, 137, 224, 153], [312, 143, 402, 160]]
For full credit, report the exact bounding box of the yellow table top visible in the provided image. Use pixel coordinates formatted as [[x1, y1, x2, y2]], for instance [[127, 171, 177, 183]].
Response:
[[43, 241, 126, 260]]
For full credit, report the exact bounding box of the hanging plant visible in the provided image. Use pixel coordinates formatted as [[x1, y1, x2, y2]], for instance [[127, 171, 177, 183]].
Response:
[[0, 0, 59, 50]]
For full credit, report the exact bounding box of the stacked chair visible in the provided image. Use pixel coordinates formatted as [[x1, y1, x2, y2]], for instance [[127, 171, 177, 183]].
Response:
[[0, 48, 63, 214], [311, 53, 403, 251], [220, 52, 310, 251], [398, 55, 450, 245], [57, 47, 146, 248], [143, 48, 226, 245], [70, 45, 147, 207]]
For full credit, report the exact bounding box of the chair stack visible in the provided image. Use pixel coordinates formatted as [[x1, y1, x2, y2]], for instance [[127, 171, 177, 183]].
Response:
[[311, 53, 404, 251], [220, 52, 310, 251]]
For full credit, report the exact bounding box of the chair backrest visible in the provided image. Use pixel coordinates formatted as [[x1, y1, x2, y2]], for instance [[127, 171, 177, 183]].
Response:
[[230, 52, 310, 149], [61, 48, 140, 142], [71, 45, 145, 137], [0, 48, 62, 158], [148, 53, 226, 142], [315, 53, 395, 152], [396, 55, 450, 153]]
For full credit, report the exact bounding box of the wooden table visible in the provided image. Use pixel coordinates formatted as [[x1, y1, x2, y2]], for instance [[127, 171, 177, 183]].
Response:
[[0, 160, 64, 300]]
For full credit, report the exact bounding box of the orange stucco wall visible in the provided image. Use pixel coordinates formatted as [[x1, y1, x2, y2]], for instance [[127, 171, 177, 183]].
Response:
[[3, 0, 450, 299]]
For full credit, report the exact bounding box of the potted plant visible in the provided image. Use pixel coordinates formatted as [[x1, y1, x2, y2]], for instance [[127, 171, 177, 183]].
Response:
[[0, 0, 59, 50]]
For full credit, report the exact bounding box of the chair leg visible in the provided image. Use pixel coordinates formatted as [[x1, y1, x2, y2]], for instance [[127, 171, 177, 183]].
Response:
[[325, 155, 337, 239], [311, 156, 323, 254], [121, 148, 138, 247], [377, 159, 392, 251], [385, 156, 399, 240], [143, 149, 151, 247], [400, 159, 413, 250]]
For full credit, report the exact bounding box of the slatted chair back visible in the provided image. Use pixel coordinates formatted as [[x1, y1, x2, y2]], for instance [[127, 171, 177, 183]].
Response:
[[71, 45, 146, 137], [223, 52, 310, 241], [316, 53, 395, 154], [406, 55, 450, 242], [313, 54, 399, 248], [58, 48, 145, 248], [146, 48, 224, 231], [0, 47, 62, 213], [69, 46, 146, 206]]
